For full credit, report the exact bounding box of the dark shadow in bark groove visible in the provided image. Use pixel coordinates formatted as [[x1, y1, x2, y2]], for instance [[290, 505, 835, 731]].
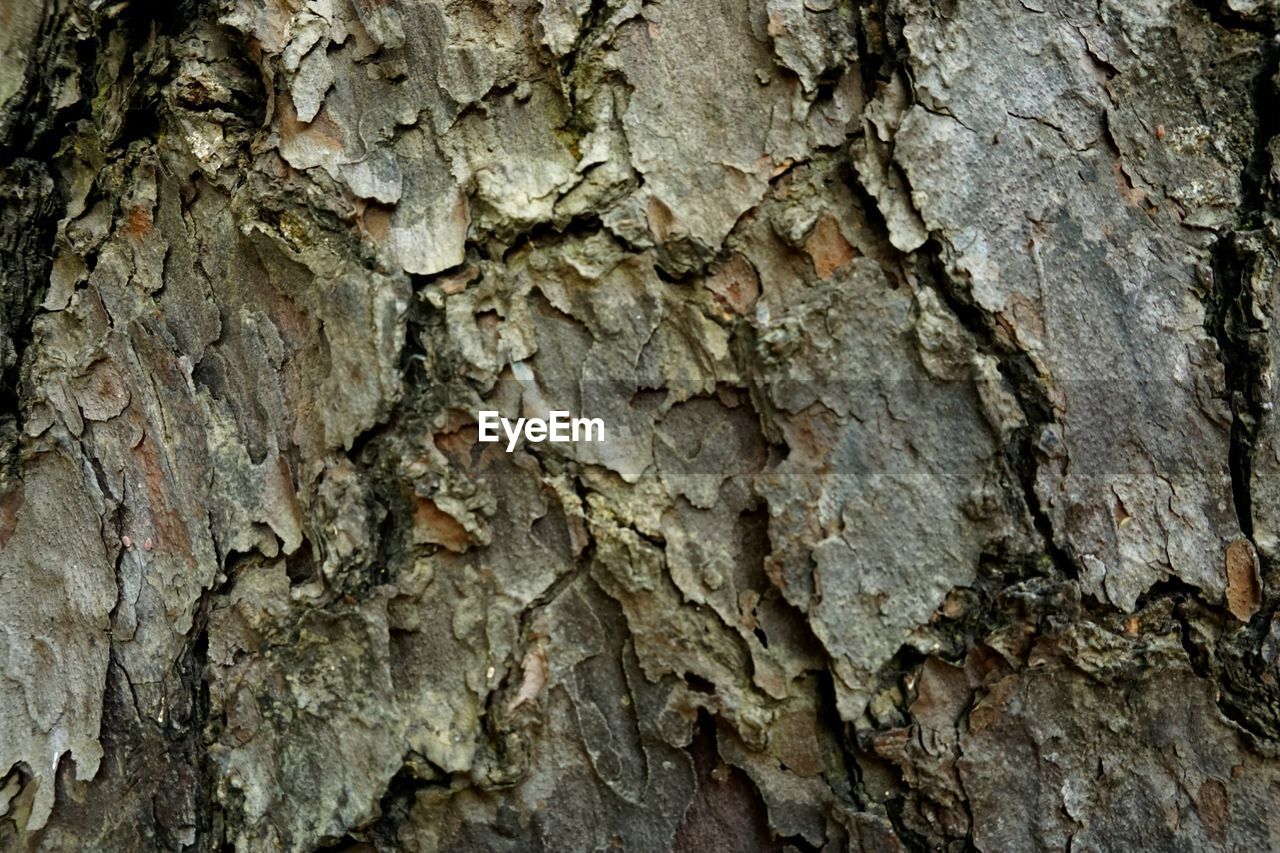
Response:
[[672, 713, 784, 853]]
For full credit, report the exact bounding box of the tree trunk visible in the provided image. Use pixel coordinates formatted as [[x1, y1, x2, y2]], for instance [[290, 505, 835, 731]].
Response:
[[2, 0, 1279, 849]]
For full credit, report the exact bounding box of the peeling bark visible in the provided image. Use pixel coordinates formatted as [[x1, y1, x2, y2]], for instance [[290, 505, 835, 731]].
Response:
[[2, 0, 1280, 850]]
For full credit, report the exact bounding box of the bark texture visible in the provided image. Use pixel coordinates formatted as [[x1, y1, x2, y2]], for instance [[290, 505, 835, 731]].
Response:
[[2, 0, 1279, 850]]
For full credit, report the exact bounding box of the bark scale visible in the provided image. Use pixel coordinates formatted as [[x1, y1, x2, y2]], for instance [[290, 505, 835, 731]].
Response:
[[1, 0, 1279, 850]]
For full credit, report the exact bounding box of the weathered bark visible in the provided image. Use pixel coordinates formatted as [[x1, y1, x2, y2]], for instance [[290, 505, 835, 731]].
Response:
[[2, 0, 1279, 849]]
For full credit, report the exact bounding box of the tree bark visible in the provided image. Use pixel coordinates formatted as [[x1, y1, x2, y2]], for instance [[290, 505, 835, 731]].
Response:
[[2, 0, 1279, 850]]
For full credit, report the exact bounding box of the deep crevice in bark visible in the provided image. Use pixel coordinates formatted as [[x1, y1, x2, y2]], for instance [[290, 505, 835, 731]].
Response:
[[912, 241, 1079, 584], [1196, 17, 1280, 754]]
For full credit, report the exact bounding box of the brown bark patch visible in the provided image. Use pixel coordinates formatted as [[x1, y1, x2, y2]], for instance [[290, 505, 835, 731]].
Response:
[[1225, 538, 1261, 622], [804, 214, 856, 279], [704, 254, 759, 317], [413, 498, 471, 553], [1197, 778, 1229, 845], [121, 206, 152, 238]]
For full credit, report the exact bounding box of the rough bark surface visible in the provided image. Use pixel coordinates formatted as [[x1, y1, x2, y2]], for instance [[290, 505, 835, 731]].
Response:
[[2, 0, 1280, 850]]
